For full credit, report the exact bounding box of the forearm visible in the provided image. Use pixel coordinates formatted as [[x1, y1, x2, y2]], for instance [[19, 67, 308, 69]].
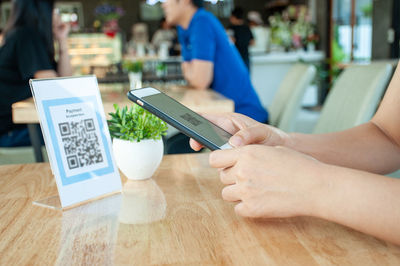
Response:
[[181, 62, 195, 85], [56, 40, 73, 76], [181, 60, 212, 89], [313, 164, 400, 245], [182, 62, 203, 89], [286, 122, 400, 174]]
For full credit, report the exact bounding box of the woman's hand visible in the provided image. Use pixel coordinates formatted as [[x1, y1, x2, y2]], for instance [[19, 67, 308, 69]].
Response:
[[52, 11, 73, 76], [190, 113, 291, 151], [210, 145, 327, 218], [53, 12, 70, 43]]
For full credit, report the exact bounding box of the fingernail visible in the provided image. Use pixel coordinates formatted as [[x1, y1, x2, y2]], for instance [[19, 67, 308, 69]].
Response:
[[229, 135, 243, 147]]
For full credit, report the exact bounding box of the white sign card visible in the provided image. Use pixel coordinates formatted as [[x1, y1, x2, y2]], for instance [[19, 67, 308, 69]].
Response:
[[30, 76, 122, 208]]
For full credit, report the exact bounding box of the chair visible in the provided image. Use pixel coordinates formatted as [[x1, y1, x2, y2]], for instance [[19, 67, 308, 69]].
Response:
[[268, 63, 316, 132], [0, 147, 34, 165], [0, 146, 48, 165], [312, 63, 393, 134]]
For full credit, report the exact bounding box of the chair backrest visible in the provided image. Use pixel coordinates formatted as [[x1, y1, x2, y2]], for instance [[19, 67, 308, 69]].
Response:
[[313, 63, 393, 134], [0, 146, 48, 165], [268, 63, 316, 132], [0, 147, 35, 165]]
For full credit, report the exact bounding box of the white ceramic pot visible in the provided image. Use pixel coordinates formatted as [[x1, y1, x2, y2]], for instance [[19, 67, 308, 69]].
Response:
[[307, 43, 316, 52], [112, 138, 163, 180], [128, 71, 142, 89]]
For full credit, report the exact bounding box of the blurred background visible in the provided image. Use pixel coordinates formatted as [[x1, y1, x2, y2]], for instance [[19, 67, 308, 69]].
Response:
[[1, 0, 397, 90], [0, 0, 399, 133]]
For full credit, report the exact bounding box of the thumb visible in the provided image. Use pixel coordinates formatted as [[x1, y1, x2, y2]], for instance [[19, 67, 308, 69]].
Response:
[[228, 124, 268, 147]]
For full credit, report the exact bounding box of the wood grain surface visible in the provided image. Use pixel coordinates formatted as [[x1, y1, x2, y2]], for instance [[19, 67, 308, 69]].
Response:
[[12, 86, 234, 124], [0, 154, 399, 265]]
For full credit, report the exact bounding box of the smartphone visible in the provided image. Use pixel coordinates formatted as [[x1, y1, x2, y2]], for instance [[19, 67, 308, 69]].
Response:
[[127, 87, 232, 150]]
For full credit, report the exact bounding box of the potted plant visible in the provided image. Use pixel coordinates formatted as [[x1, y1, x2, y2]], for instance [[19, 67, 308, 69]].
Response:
[[123, 60, 143, 89], [155, 62, 167, 77], [94, 2, 125, 38], [108, 104, 168, 180]]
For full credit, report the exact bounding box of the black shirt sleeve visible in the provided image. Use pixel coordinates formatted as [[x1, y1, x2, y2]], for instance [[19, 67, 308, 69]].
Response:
[[16, 29, 54, 80], [248, 26, 254, 41]]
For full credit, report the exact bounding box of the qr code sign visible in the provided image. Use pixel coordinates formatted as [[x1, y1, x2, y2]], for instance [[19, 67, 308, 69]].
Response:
[[58, 119, 104, 170]]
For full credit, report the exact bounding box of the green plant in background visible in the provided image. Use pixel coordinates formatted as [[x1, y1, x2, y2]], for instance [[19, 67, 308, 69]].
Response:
[[94, 1, 125, 22], [269, 14, 292, 49], [123, 60, 143, 73], [362, 3, 373, 18], [93, 1, 125, 37], [156, 62, 167, 77], [312, 39, 346, 105], [268, 5, 318, 51], [108, 104, 168, 142]]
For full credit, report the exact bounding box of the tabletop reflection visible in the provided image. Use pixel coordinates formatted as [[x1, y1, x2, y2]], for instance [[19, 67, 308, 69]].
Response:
[[119, 179, 166, 224], [57, 194, 122, 265]]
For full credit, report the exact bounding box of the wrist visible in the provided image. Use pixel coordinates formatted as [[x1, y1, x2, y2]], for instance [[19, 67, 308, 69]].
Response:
[[57, 36, 68, 45], [58, 44, 69, 54], [306, 163, 339, 219], [283, 132, 297, 149]]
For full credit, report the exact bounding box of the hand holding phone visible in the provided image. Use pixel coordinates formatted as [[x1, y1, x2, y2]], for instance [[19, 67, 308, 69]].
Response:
[[127, 88, 232, 150]]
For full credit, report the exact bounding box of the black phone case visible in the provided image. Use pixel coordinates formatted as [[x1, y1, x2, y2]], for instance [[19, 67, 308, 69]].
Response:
[[127, 90, 222, 150]]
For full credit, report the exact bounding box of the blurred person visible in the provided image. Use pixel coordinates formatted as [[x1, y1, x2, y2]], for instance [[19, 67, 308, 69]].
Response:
[[127, 23, 149, 57], [162, 0, 268, 123], [247, 11, 264, 28], [162, 0, 268, 154], [189, 62, 400, 245], [247, 11, 270, 53], [228, 7, 254, 70], [0, 0, 72, 147], [151, 17, 176, 53]]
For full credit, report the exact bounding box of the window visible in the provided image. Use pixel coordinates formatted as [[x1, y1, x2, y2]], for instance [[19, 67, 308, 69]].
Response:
[[140, 0, 234, 21], [332, 0, 373, 62], [204, 0, 234, 18], [141, 2, 164, 21]]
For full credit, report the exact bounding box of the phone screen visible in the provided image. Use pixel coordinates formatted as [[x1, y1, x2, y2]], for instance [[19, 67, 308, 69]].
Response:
[[141, 92, 232, 148]]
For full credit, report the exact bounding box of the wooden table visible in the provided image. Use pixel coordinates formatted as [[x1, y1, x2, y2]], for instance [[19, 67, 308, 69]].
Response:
[[11, 85, 234, 162], [1, 153, 400, 265]]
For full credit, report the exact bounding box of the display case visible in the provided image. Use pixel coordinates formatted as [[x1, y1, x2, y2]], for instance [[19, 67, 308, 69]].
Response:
[[67, 33, 122, 75], [56, 2, 84, 32], [1, 2, 84, 30]]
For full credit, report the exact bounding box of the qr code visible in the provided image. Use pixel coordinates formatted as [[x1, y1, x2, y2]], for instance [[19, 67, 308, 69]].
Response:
[[58, 119, 104, 170]]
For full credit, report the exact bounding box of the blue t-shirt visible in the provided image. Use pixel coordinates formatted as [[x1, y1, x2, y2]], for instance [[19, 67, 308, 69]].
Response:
[[178, 9, 269, 123]]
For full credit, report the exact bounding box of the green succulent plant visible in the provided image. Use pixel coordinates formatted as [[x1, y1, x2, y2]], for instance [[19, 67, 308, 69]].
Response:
[[122, 60, 143, 73], [108, 104, 168, 142]]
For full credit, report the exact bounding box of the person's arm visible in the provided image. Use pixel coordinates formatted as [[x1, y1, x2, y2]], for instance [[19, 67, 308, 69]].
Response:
[[315, 163, 400, 245], [34, 70, 57, 79], [33, 42, 71, 79], [53, 17, 72, 77], [180, 17, 215, 90], [218, 61, 400, 174], [33, 20, 72, 79], [56, 36, 72, 77], [189, 62, 400, 245], [285, 62, 400, 174], [285, 122, 400, 174], [181, 59, 213, 89]]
